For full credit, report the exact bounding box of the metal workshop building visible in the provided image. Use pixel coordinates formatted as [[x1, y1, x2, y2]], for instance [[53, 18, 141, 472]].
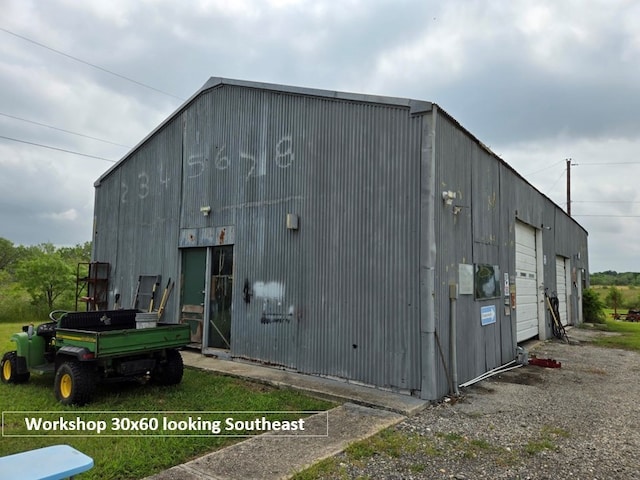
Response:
[[92, 78, 589, 400]]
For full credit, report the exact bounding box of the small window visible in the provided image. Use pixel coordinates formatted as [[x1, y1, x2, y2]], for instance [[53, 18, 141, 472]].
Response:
[[475, 264, 501, 300]]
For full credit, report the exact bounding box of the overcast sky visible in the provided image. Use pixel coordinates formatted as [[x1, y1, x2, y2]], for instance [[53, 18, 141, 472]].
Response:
[[1, 0, 639, 272]]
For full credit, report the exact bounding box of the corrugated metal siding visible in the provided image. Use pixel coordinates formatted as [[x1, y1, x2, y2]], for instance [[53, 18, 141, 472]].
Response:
[[433, 114, 508, 392], [470, 152, 503, 376], [434, 112, 589, 394], [94, 120, 183, 319], [92, 169, 120, 297], [96, 85, 424, 391], [92, 79, 589, 399], [433, 114, 473, 395]]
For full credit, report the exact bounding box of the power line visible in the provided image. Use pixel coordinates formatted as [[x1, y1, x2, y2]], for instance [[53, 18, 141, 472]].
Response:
[[523, 159, 565, 177], [0, 26, 185, 102], [577, 162, 640, 165], [573, 215, 640, 218], [0, 134, 116, 162], [544, 167, 567, 195], [573, 200, 640, 204], [0, 112, 131, 148]]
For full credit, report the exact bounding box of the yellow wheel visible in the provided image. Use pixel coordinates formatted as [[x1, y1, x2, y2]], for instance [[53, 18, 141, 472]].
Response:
[[2, 358, 11, 381], [59, 373, 73, 399], [1, 352, 30, 384], [54, 361, 94, 406]]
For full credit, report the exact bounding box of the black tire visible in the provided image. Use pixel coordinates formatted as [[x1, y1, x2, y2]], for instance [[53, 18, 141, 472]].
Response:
[[54, 361, 94, 406], [1, 351, 30, 384], [153, 349, 184, 385]]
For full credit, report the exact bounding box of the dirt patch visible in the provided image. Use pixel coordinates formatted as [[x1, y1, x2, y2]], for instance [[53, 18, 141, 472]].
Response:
[[492, 368, 545, 386], [566, 324, 622, 341], [334, 327, 640, 479]]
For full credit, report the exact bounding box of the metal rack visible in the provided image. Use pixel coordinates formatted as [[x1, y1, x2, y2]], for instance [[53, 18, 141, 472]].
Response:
[[76, 262, 110, 311]]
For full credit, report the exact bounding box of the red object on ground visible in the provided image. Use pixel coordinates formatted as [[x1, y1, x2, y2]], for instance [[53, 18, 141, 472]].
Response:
[[528, 357, 562, 368]]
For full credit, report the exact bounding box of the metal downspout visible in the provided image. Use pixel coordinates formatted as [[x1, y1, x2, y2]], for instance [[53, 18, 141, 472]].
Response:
[[420, 106, 438, 400], [449, 283, 460, 396]]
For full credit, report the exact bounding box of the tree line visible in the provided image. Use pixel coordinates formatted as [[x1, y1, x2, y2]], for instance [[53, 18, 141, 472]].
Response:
[[590, 271, 640, 286], [0, 237, 91, 322], [0, 237, 634, 324]]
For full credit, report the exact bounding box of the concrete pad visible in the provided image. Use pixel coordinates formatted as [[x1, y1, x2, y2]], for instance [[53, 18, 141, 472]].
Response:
[[143, 351, 426, 479], [146, 403, 404, 480], [181, 351, 426, 416]]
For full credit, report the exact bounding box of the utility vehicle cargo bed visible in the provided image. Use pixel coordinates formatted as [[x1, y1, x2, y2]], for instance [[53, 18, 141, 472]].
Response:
[[55, 310, 190, 358]]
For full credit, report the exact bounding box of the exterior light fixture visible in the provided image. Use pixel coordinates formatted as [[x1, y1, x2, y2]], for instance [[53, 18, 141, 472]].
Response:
[[442, 191, 457, 205], [200, 206, 211, 216]]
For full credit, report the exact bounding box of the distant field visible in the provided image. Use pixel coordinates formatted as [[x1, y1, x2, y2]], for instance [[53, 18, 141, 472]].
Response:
[[590, 285, 640, 309]]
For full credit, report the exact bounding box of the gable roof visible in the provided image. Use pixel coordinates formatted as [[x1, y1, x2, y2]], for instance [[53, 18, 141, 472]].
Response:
[[94, 77, 432, 186], [92, 76, 586, 235]]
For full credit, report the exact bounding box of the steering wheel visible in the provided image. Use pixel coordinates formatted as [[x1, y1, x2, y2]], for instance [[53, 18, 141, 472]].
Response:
[[48, 310, 69, 322]]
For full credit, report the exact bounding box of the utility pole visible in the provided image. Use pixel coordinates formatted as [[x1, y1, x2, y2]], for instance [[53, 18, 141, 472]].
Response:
[[566, 158, 571, 216], [566, 159, 578, 216]]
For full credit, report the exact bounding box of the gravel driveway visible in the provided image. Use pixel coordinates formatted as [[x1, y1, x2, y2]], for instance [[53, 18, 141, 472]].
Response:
[[333, 327, 640, 479]]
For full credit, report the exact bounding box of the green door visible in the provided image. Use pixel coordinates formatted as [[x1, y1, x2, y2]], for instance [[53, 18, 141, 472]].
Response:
[[180, 248, 207, 346]]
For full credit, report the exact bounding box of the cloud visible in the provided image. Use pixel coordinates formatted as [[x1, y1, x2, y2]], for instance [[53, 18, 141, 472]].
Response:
[[40, 209, 79, 222], [495, 135, 640, 271], [363, 1, 640, 146], [1, 0, 639, 271]]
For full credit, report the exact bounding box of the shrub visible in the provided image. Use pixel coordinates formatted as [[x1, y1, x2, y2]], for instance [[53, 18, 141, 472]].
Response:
[[583, 288, 606, 323]]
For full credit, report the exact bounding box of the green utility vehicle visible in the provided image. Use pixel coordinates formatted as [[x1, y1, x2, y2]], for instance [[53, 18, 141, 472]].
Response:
[[1, 309, 190, 405]]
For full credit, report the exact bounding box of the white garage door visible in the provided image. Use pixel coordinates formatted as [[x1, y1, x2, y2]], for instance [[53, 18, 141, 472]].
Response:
[[555, 256, 569, 326], [515, 222, 539, 342]]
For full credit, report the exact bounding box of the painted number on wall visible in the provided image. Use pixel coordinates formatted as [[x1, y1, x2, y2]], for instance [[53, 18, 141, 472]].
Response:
[[275, 135, 294, 168], [119, 134, 295, 204], [206, 133, 295, 178], [121, 170, 155, 203]]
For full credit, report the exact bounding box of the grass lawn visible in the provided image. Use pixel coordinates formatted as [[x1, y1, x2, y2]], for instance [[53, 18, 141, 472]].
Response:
[[0, 321, 24, 354], [0, 321, 335, 479], [587, 312, 640, 352]]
